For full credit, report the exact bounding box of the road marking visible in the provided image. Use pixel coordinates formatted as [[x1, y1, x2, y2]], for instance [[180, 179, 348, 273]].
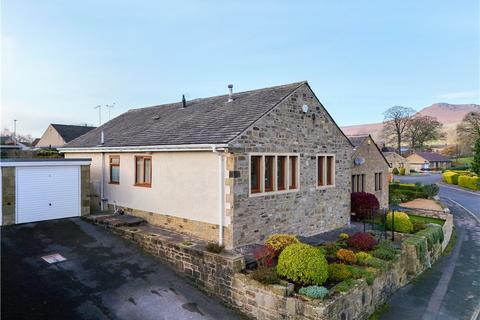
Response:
[[471, 300, 480, 320], [440, 183, 480, 197], [445, 198, 480, 225]]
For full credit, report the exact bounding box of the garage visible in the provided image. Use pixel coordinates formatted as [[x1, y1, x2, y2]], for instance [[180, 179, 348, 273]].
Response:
[[1, 158, 91, 225]]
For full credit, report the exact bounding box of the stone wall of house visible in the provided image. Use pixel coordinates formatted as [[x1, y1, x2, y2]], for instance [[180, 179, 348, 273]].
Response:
[[107, 204, 235, 249], [228, 84, 353, 247], [351, 140, 390, 208], [80, 165, 91, 216], [1, 167, 15, 225]]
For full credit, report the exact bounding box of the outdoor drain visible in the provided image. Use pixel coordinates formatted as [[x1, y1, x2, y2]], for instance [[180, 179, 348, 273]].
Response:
[[41, 253, 67, 264]]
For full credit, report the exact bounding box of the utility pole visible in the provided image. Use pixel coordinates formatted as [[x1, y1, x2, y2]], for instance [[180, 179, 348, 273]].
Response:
[[105, 103, 115, 121], [13, 119, 17, 142], [94, 105, 102, 126]]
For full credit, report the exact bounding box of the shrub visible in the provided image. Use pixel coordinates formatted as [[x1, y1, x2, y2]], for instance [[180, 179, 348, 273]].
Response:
[[336, 249, 357, 264], [458, 175, 480, 190], [322, 242, 340, 257], [399, 167, 406, 175], [364, 256, 388, 270], [332, 279, 357, 293], [206, 242, 224, 253], [253, 245, 276, 268], [392, 167, 399, 175], [277, 243, 328, 286], [339, 233, 349, 240], [415, 225, 444, 250], [265, 234, 300, 255], [442, 171, 459, 184], [251, 267, 280, 285], [386, 211, 413, 233], [351, 192, 380, 219], [412, 220, 427, 233], [348, 232, 377, 251], [328, 263, 352, 282], [355, 251, 372, 265], [298, 286, 329, 299], [348, 266, 375, 285], [422, 184, 440, 198], [371, 240, 398, 261]]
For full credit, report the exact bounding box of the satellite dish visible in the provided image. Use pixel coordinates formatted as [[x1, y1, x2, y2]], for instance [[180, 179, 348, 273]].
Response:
[[302, 104, 309, 113], [354, 157, 365, 166]]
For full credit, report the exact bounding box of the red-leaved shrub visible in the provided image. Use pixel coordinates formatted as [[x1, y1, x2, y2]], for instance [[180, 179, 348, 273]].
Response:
[[351, 192, 380, 219], [253, 245, 276, 268], [348, 232, 377, 251]]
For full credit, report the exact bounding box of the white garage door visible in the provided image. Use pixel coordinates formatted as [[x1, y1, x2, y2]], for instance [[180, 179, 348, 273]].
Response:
[[16, 166, 81, 223]]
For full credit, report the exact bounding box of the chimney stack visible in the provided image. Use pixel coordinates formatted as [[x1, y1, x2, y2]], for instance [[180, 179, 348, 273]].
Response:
[[227, 84, 233, 102], [182, 95, 186, 108]]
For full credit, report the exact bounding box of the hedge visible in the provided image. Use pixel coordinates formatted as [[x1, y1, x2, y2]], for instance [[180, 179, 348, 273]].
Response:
[[458, 175, 480, 190], [442, 171, 459, 184]]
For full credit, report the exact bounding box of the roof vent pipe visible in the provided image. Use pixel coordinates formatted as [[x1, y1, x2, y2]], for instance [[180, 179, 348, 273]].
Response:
[[182, 94, 186, 108], [100, 130, 104, 144], [227, 84, 233, 102]]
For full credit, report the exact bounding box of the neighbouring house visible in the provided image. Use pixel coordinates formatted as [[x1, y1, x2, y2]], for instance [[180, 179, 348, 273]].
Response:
[[0, 136, 32, 158], [60, 81, 353, 249], [407, 152, 452, 171], [36, 124, 96, 149], [383, 152, 411, 174], [348, 134, 390, 209]]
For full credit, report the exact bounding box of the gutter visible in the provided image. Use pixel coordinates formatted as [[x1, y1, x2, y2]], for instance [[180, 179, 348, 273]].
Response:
[[58, 144, 229, 153]]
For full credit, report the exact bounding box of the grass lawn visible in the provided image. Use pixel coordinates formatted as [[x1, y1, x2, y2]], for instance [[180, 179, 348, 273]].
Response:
[[408, 214, 445, 226], [454, 157, 473, 165]]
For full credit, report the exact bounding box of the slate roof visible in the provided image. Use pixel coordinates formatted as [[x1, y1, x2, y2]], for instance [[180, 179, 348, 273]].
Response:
[[51, 124, 96, 143], [414, 152, 451, 162], [347, 134, 370, 147], [65, 82, 309, 148]]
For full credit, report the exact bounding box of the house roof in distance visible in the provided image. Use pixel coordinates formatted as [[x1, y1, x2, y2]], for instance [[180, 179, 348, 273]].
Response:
[[413, 151, 451, 162], [64, 81, 330, 148], [51, 124, 96, 143]]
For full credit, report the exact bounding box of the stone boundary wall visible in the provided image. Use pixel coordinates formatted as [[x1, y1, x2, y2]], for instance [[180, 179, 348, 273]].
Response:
[[86, 214, 453, 320]]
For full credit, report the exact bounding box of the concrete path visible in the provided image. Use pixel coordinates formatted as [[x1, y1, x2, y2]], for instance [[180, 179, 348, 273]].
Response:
[[1, 218, 243, 320], [382, 174, 480, 320]]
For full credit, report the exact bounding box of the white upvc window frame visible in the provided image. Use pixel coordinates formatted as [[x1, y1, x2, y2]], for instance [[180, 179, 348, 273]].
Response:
[[248, 153, 300, 197], [316, 153, 336, 189]]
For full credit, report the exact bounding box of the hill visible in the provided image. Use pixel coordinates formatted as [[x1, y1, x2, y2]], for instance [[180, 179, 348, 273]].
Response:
[[341, 103, 480, 145]]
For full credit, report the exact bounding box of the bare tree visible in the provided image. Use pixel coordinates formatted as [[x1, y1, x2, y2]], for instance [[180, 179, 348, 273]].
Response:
[[405, 115, 445, 151], [382, 106, 416, 154], [457, 111, 480, 147]]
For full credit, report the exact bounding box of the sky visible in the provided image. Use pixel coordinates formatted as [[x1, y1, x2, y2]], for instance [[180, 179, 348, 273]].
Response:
[[1, 0, 479, 138]]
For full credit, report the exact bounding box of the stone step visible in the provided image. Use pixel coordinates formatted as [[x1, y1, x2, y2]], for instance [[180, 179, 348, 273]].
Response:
[[84, 214, 145, 228]]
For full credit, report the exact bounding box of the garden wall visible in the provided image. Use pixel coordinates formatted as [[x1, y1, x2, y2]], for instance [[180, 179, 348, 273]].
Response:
[[87, 215, 452, 320]]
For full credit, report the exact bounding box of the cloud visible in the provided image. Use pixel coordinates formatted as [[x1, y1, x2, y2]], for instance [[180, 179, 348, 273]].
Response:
[[437, 90, 479, 100]]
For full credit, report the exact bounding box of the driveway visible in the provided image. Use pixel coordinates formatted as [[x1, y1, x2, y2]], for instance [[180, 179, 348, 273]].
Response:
[[382, 174, 480, 320], [1, 218, 243, 320]]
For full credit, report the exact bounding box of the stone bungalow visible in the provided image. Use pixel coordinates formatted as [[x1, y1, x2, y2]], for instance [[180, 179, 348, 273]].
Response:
[[60, 81, 353, 249], [407, 152, 452, 171], [348, 134, 390, 208], [383, 151, 411, 175]]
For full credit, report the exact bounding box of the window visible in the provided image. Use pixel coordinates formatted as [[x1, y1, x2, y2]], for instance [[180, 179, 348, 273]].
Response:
[[250, 156, 261, 193], [289, 156, 298, 189], [249, 154, 299, 195], [277, 156, 286, 190], [264, 156, 274, 192], [317, 155, 335, 187], [109, 156, 120, 184], [352, 174, 365, 192], [375, 172, 383, 191], [135, 156, 152, 187]]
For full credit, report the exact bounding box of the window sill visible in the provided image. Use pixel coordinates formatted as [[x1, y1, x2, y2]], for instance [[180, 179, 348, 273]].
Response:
[[316, 184, 335, 190], [109, 181, 120, 185], [249, 188, 299, 197], [134, 183, 151, 188]]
